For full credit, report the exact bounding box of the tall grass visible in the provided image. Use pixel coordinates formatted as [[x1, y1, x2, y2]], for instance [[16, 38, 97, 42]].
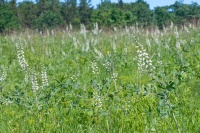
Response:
[[0, 25, 200, 132]]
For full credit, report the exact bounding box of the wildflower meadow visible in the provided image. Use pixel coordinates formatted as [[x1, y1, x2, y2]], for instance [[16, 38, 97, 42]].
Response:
[[0, 24, 200, 132]]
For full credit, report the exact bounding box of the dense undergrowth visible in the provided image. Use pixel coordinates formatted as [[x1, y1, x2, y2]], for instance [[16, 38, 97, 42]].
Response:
[[0, 25, 200, 132]]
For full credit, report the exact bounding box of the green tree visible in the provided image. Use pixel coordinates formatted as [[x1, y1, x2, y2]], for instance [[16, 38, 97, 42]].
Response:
[[61, 0, 79, 26], [131, 0, 152, 25], [79, 0, 93, 26], [18, 1, 38, 28], [118, 0, 123, 9], [9, 0, 17, 15], [188, 2, 200, 23], [34, 10, 63, 30], [155, 6, 174, 29], [34, 0, 63, 30], [0, 3, 19, 32], [97, 0, 113, 9]]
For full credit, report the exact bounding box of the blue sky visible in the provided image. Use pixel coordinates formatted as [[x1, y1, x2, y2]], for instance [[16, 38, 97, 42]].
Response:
[[16, 0, 200, 10], [91, 0, 200, 9]]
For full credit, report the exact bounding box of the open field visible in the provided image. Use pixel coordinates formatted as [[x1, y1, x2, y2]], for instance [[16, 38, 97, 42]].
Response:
[[0, 26, 200, 132]]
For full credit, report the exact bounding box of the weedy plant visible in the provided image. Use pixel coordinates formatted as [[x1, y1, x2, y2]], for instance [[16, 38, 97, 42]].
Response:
[[0, 66, 7, 83]]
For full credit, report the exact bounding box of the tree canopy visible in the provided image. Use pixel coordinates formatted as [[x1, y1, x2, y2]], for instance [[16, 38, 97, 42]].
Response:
[[0, 0, 200, 32]]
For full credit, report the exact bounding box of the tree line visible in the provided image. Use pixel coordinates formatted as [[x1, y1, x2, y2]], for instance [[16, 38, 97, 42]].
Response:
[[0, 0, 200, 32]]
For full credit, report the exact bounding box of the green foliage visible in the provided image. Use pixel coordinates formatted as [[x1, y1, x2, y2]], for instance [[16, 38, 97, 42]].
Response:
[[61, 0, 79, 26], [17, 1, 38, 28], [0, 0, 200, 32], [132, 0, 152, 24], [0, 26, 200, 132], [0, 4, 19, 32], [79, 0, 93, 27], [155, 7, 174, 29], [33, 10, 63, 30], [91, 8, 136, 28]]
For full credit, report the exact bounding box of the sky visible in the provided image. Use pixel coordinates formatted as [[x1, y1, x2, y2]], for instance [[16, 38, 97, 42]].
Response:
[[91, 0, 200, 9], [16, 0, 200, 10]]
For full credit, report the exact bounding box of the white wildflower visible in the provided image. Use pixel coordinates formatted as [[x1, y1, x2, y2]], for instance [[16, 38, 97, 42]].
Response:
[[114, 27, 117, 31], [69, 23, 73, 31], [41, 67, 49, 87], [146, 38, 151, 48], [176, 41, 181, 50], [103, 60, 111, 72], [16, 43, 29, 71], [91, 60, 99, 76], [71, 74, 78, 82], [174, 27, 179, 38], [93, 22, 101, 35], [111, 71, 118, 81], [94, 48, 104, 59], [0, 67, 7, 82], [85, 40, 90, 52], [24, 72, 29, 84], [3, 98, 12, 105], [122, 48, 128, 55], [80, 24, 87, 38], [73, 37, 78, 49], [31, 72, 39, 92], [136, 45, 154, 73], [93, 90, 102, 110], [112, 42, 117, 53]]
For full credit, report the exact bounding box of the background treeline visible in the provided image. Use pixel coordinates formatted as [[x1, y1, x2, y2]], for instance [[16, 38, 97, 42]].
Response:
[[0, 0, 200, 32]]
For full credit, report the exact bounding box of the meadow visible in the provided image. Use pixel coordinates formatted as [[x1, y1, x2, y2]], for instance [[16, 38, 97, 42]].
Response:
[[0, 24, 200, 132]]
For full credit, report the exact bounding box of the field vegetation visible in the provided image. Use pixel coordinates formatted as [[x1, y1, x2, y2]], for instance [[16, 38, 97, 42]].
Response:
[[0, 24, 200, 132]]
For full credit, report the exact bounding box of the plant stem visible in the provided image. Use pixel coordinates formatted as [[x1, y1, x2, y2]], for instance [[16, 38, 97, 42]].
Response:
[[34, 91, 39, 111], [172, 112, 181, 133]]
